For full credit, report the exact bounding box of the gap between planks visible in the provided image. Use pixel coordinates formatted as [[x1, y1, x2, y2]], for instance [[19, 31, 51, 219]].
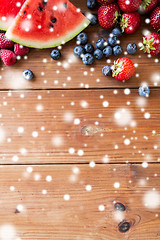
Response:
[[0, 162, 159, 166], [0, 87, 159, 92]]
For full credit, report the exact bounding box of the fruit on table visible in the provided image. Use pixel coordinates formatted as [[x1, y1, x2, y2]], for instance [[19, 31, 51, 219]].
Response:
[[0, 0, 25, 30], [127, 43, 137, 54], [108, 36, 117, 46], [94, 49, 104, 59], [0, 49, 17, 66], [73, 45, 85, 57], [50, 49, 61, 60], [112, 28, 122, 37], [77, 32, 88, 45], [150, 6, 160, 32], [118, 0, 141, 12], [84, 43, 94, 53], [103, 46, 113, 57], [138, 85, 150, 97], [112, 57, 135, 81], [113, 45, 123, 56], [140, 32, 160, 56], [85, 13, 98, 26], [5, 0, 90, 49], [98, 3, 120, 29], [14, 43, 30, 56], [0, 33, 14, 49], [95, 38, 107, 50], [120, 12, 141, 34], [86, 0, 96, 9], [139, 0, 158, 14], [23, 69, 34, 81], [82, 53, 94, 65], [102, 65, 112, 76]]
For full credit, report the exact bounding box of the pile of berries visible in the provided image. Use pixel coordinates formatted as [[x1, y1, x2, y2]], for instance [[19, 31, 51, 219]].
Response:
[[0, 33, 29, 66], [88, 0, 160, 56]]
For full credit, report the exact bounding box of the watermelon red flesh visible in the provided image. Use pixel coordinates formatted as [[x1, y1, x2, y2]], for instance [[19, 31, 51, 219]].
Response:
[[6, 0, 90, 48], [0, 0, 26, 30]]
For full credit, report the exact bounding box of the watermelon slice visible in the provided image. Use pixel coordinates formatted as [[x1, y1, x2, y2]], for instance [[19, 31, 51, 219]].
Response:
[[6, 0, 90, 48], [0, 0, 26, 30]]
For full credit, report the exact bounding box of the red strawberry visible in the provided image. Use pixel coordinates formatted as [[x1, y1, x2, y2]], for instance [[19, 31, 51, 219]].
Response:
[[0, 49, 17, 66], [112, 57, 135, 81], [118, 0, 141, 12], [0, 33, 14, 49], [139, 0, 158, 14], [14, 43, 30, 56], [120, 12, 141, 34], [97, 0, 115, 4], [140, 32, 160, 56], [98, 3, 120, 29], [150, 6, 160, 32]]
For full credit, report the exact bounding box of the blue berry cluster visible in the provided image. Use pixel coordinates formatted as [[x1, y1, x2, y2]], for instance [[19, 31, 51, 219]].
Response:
[[74, 28, 123, 66]]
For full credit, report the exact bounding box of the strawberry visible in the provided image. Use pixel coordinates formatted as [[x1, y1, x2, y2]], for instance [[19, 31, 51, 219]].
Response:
[[97, 0, 115, 4], [0, 33, 14, 49], [0, 49, 17, 66], [140, 32, 160, 56], [98, 3, 120, 29], [118, 0, 141, 12], [139, 0, 158, 14], [14, 43, 30, 56], [120, 12, 141, 34], [150, 6, 160, 32], [112, 57, 135, 81]]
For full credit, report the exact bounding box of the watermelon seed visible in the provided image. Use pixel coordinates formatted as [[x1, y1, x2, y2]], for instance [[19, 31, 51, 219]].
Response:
[[23, 11, 27, 15], [38, 5, 43, 12], [49, 24, 54, 28], [51, 18, 57, 23], [64, 3, 67, 8]]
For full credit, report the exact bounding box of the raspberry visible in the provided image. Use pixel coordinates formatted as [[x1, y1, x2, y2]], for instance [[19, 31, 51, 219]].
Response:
[[0, 49, 17, 66], [0, 33, 14, 49], [14, 43, 30, 56]]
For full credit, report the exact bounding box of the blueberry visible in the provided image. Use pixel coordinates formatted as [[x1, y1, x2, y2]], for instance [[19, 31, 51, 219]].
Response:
[[113, 45, 123, 56], [23, 69, 34, 81], [87, 0, 96, 9], [50, 49, 61, 60], [86, 13, 98, 26], [138, 86, 150, 97], [95, 38, 107, 50], [82, 53, 94, 65], [127, 43, 137, 55], [102, 65, 112, 76], [77, 32, 88, 45], [103, 46, 112, 57], [94, 49, 103, 60], [84, 43, 94, 53], [108, 36, 117, 47], [112, 28, 122, 37], [73, 46, 85, 57]]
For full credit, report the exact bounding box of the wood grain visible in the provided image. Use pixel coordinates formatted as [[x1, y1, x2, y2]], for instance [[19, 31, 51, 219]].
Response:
[[0, 164, 159, 240], [0, 89, 159, 164], [0, 0, 160, 90]]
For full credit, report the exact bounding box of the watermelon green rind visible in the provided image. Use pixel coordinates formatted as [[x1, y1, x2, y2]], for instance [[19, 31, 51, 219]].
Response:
[[6, 18, 90, 49]]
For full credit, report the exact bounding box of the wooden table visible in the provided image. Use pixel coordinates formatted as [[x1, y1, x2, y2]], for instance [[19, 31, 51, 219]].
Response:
[[0, 1, 160, 239]]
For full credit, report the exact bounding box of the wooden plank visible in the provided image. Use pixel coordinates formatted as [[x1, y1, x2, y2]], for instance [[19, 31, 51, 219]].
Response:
[[0, 1, 160, 89], [0, 164, 159, 239], [0, 89, 159, 164]]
